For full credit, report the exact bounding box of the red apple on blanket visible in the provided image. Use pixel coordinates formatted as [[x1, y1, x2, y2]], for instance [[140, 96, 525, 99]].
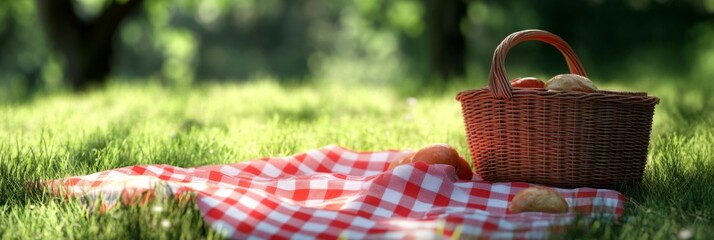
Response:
[[511, 77, 545, 89], [388, 144, 473, 180]]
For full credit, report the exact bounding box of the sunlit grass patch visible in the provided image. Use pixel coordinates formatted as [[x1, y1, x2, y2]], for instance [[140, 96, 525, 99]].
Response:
[[1, 77, 713, 238]]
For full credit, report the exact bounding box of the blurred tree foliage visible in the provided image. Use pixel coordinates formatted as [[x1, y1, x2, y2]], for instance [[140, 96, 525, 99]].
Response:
[[466, 0, 714, 81], [2, 0, 714, 98]]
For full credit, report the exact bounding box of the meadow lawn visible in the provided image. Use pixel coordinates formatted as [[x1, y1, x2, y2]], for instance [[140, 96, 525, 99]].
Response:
[[0, 77, 712, 239]]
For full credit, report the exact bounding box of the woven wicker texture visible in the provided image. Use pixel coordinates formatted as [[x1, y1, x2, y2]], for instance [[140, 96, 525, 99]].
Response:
[[456, 30, 660, 189]]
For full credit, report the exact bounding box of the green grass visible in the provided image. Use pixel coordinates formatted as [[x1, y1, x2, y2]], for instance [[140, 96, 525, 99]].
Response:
[[0, 77, 712, 239]]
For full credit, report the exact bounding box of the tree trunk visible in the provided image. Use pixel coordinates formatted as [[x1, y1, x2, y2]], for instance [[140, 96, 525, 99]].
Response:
[[425, 0, 467, 80], [35, 0, 143, 91]]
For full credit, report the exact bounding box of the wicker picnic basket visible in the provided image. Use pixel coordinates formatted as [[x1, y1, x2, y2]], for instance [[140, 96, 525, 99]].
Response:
[[456, 29, 660, 189]]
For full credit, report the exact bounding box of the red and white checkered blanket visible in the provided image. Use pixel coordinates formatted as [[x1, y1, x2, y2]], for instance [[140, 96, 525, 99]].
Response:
[[48, 145, 626, 239]]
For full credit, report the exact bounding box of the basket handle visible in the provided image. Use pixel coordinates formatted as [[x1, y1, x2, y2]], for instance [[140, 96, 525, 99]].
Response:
[[488, 29, 588, 99]]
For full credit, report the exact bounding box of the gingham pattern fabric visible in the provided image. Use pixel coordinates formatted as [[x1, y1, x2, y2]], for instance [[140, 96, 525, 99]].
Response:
[[48, 145, 626, 239]]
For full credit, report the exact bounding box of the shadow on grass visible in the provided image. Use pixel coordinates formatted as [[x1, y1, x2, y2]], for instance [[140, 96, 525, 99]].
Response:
[[69, 126, 134, 172]]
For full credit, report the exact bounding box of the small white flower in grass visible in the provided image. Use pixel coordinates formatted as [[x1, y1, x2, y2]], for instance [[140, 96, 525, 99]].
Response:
[[678, 228, 693, 239], [111, 211, 123, 219], [404, 114, 413, 121], [406, 97, 418, 107], [151, 205, 164, 213], [29, 204, 35, 209], [161, 219, 171, 228]]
